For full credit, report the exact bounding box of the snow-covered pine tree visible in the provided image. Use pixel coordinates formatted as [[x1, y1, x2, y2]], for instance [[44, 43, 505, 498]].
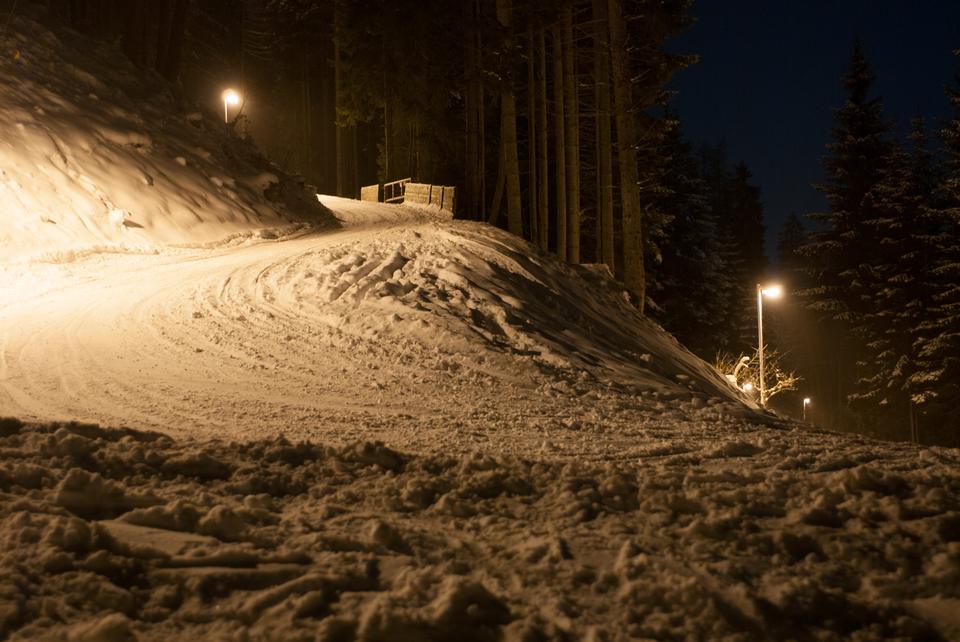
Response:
[[723, 161, 767, 352], [850, 119, 940, 441], [907, 60, 960, 445], [799, 41, 893, 433], [802, 41, 893, 326]]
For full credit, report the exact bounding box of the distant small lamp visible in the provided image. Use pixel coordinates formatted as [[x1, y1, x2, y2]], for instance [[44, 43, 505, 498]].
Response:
[[803, 397, 811, 421], [756, 283, 784, 407], [742, 382, 754, 394], [222, 89, 240, 123]]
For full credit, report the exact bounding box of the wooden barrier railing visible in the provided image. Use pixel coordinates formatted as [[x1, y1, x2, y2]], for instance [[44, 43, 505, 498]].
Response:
[[359, 179, 456, 214]]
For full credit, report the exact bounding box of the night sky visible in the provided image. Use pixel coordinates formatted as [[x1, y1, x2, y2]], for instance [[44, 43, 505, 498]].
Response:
[[669, 0, 960, 266]]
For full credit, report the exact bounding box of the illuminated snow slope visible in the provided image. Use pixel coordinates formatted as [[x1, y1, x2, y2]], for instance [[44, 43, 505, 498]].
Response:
[[0, 15, 328, 263], [0, 195, 757, 458]]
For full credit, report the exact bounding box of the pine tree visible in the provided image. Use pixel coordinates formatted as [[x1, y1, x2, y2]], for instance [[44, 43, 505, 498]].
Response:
[[908, 58, 960, 445], [650, 121, 741, 359], [798, 41, 893, 432], [850, 120, 939, 440], [803, 41, 893, 326], [726, 162, 767, 278]]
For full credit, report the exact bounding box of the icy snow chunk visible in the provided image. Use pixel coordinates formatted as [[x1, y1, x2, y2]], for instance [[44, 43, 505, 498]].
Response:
[[513, 534, 572, 564], [161, 451, 231, 480], [67, 613, 134, 642], [197, 505, 248, 541], [98, 127, 151, 148], [706, 439, 765, 458], [118, 499, 202, 532], [245, 172, 279, 194], [54, 468, 159, 519], [367, 519, 410, 554]]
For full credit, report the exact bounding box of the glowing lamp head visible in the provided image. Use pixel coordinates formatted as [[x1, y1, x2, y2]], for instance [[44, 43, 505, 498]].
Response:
[[803, 397, 811, 405], [760, 284, 783, 299], [742, 382, 754, 393], [222, 89, 240, 106]]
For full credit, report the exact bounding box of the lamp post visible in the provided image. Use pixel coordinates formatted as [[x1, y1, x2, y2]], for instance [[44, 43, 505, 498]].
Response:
[[756, 283, 783, 407], [222, 89, 240, 123], [803, 397, 811, 421]]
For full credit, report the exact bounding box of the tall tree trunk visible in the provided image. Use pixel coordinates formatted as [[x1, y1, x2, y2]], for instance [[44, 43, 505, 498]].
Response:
[[122, 0, 147, 68], [497, 0, 523, 237], [334, 10, 344, 196], [155, 0, 172, 74], [562, 4, 580, 262], [351, 125, 359, 198], [164, 0, 188, 81], [552, 24, 567, 260], [383, 96, 391, 181], [526, 26, 538, 243], [302, 44, 312, 179], [464, 0, 481, 217], [488, 139, 506, 225], [593, 0, 614, 271], [608, 0, 644, 310], [537, 28, 549, 251]]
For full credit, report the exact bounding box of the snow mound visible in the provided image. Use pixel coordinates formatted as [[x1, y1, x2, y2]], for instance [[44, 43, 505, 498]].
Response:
[[282, 211, 742, 403], [0, 14, 331, 262]]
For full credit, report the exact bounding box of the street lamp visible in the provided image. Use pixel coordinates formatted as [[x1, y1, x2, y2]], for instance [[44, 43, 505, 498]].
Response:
[[756, 283, 783, 407], [803, 397, 811, 421], [222, 88, 240, 123]]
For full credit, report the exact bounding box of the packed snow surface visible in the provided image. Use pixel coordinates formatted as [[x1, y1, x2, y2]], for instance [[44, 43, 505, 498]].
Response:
[[0, 196, 754, 459], [2, 9, 960, 642]]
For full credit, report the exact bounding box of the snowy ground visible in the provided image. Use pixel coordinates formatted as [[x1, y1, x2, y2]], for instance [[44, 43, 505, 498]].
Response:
[[3, 8, 960, 641], [3, 201, 960, 642], [3, 415, 960, 641]]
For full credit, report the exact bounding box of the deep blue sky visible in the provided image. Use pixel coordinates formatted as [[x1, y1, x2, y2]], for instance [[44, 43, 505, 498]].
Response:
[[668, 0, 960, 265]]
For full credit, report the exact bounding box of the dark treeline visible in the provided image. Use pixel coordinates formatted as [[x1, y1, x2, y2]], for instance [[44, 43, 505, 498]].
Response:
[[777, 43, 960, 446]]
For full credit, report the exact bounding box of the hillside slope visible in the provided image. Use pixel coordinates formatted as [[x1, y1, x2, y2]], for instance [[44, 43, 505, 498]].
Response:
[[0, 13, 330, 262]]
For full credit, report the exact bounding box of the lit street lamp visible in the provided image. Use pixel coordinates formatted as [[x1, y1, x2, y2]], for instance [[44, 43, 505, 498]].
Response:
[[803, 397, 811, 421], [756, 283, 783, 407], [222, 88, 240, 123]]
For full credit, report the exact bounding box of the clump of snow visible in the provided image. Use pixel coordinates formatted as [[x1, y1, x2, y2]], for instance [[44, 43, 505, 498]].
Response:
[[0, 14, 331, 262]]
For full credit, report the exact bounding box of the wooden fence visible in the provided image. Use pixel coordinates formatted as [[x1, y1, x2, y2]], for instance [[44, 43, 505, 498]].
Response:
[[359, 180, 456, 214]]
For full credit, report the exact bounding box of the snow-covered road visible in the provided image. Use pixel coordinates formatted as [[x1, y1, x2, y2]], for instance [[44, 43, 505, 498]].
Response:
[[0, 198, 751, 459]]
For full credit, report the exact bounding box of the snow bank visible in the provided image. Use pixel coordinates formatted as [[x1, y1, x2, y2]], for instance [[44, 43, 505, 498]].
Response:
[[2, 417, 959, 641], [0, 14, 331, 262]]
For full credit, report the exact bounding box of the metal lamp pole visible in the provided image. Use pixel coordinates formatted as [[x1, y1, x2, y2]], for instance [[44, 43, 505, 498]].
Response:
[[757, 284, 765, 407], [756, 284, 782, 408], [222, 89, 240, 124]]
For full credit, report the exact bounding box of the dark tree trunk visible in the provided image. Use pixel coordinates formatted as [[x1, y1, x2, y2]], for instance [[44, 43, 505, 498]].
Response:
[[608, 0, 644, 309]]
